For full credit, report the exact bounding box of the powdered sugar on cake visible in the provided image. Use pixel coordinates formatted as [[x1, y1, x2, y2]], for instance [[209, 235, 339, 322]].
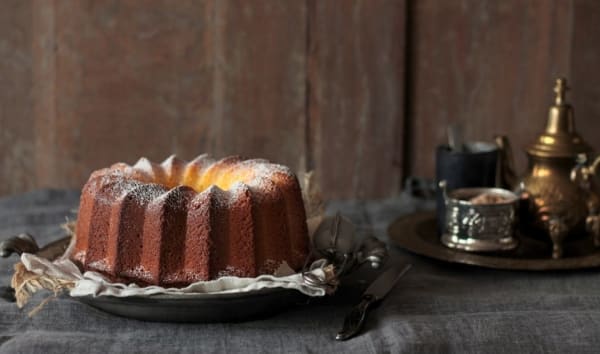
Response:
[[72, 154, 310, 287]]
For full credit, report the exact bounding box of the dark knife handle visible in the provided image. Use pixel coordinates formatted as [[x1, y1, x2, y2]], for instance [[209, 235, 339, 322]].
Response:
[[335, 294, 377, 341], [0, 233, 39, 258]]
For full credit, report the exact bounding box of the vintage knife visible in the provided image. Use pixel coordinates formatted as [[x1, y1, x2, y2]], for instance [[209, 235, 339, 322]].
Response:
[[335, 264, 412, 341]]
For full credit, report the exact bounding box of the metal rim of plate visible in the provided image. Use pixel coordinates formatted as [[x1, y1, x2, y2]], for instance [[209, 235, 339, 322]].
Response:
[[388, 211, 600, 271], [78, 287, 307, 323]]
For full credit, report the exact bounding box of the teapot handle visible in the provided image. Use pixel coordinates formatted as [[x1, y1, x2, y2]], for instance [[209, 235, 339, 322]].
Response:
[[590, 156, 600, 179], [570, 154, 600, 190], [571, 155, 600, 249]]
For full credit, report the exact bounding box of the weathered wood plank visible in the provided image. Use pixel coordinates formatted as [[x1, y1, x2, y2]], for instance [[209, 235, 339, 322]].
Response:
[[40, 0, 216, 187], [408, 0, 574, 178], [29, 0, 307, 192], [570, 0, 600, 154], [209, 1, 307, 173], [33, 0, 57, 187], [308, 0, 407, 199], [10, 0, 599, 200], [0, 0, 35, 195]]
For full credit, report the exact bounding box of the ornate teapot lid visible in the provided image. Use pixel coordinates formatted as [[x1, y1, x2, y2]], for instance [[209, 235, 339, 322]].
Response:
[[527, 78, 592, 158]]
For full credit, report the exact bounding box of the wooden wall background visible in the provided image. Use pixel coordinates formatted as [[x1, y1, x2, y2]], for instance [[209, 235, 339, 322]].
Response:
[[0, 0, 599, 200]]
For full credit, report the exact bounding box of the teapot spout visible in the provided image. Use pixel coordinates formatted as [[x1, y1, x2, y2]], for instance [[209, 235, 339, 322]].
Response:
[[495, 135, 519, 190], [590, 156, 600, 179], [571, 154, 600, 213], [570, 154, 600, 189]]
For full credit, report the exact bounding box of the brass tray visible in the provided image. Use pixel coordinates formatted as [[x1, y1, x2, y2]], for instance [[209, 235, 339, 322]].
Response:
[[388, 211, 600, 270]]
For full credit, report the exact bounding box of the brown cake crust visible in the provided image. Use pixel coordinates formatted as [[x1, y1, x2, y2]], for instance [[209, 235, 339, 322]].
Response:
[[71, 155, 310, 287]]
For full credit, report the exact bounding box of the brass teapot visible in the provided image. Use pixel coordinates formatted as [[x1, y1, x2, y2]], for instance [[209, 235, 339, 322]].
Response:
[[499, 78, 600, 258]]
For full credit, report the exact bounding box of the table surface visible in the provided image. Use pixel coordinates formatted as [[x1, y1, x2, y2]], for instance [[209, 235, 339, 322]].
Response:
[[1, 189, 600, 354]]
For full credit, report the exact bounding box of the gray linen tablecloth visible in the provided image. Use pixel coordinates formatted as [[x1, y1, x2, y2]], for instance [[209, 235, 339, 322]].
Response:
[[1, 189, 600, 353]]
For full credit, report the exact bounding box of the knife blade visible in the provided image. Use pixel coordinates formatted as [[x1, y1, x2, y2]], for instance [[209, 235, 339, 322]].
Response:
[[335, 264, 412, 341]]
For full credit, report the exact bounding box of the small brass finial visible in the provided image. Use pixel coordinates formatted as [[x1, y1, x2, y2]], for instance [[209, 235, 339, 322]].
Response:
[[554, 78, 568, 105], [528, 77, 591, 157]]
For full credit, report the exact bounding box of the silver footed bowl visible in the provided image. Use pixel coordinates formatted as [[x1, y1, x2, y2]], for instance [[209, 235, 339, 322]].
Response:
[[439, 180, 519, 252]]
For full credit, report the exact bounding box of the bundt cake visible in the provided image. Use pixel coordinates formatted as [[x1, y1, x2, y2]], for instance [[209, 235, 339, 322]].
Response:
[[71, 155, 310, 287]]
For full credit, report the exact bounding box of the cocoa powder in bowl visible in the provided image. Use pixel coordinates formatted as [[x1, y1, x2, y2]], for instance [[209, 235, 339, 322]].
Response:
[[469, 192, 510, 205]]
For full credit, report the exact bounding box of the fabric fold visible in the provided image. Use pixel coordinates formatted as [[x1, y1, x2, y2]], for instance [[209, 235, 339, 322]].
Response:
[[19, 252, 332, 300]]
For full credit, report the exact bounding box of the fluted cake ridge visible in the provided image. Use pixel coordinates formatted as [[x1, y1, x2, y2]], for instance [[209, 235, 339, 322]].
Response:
[[71, 155, 310, 287]]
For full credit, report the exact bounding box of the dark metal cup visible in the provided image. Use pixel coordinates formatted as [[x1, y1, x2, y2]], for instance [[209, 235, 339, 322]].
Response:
[[435, 142, 499, 234]]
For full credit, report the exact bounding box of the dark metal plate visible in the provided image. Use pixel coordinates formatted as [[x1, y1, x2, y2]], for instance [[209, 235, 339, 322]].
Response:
[[78, 288, 307, 323], [5, 221, 390, 322], [1, 234, 309, 322], [388, 211, 600, 270]]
